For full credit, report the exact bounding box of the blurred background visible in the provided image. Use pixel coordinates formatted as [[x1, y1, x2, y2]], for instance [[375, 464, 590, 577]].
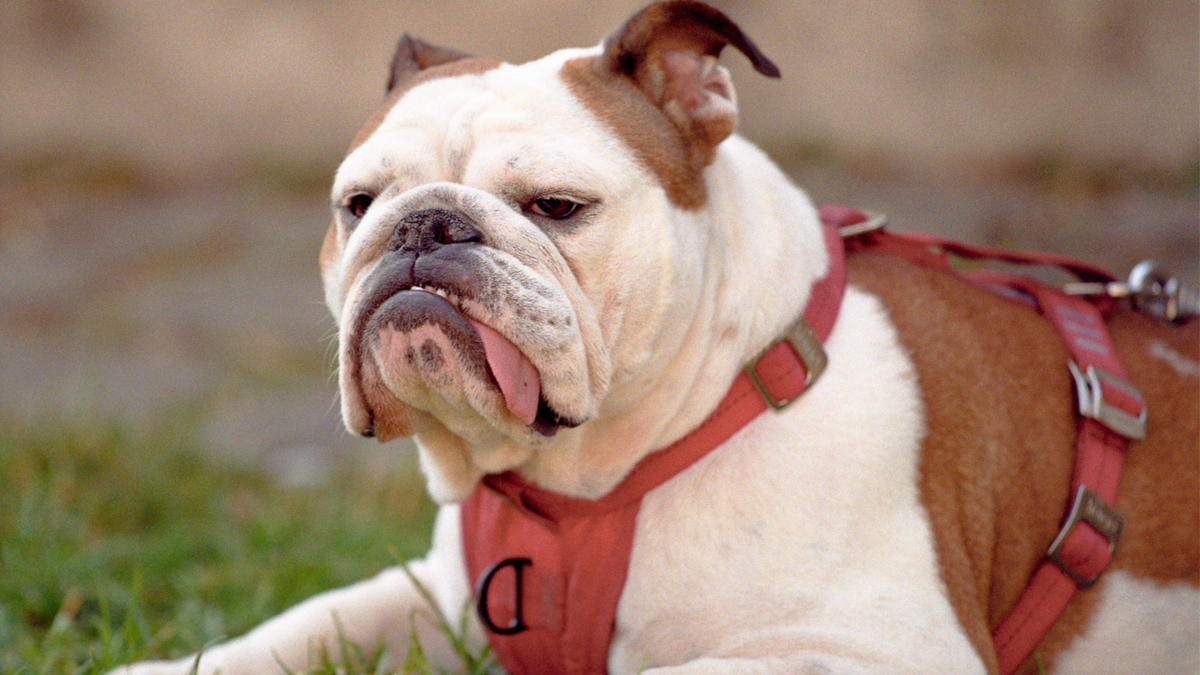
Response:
[[1, 0, 1197, 478]]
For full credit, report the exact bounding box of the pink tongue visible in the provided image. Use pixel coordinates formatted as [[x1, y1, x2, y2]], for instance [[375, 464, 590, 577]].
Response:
[[468, 319, 541, 426]]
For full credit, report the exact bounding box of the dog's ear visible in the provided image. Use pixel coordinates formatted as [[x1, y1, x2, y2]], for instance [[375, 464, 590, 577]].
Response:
[[387, 34, 473, 93], [599, 0, 779, 155]]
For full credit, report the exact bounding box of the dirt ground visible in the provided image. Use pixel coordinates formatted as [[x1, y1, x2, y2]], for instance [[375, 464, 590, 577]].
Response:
[[0, 0, 1196, 479]]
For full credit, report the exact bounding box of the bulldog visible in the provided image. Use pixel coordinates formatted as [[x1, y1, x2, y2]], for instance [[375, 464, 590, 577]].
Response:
[[115, 2, 1198, 674]]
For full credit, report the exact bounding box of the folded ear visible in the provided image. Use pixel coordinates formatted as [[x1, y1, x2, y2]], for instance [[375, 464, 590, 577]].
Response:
[[599, 0, 780, 156], [387, 34, 473, 93]]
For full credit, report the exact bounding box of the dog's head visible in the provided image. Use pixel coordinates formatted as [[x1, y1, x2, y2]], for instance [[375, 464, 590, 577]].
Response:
[[320, 1, 783, 500]]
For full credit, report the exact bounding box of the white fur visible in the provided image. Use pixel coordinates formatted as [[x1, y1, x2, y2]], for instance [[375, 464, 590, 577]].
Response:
[[1053, 572, 1200, 675]]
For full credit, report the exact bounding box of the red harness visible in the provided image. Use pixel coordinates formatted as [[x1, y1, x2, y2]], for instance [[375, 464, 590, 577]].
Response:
[[460, 206, 1145, 675]]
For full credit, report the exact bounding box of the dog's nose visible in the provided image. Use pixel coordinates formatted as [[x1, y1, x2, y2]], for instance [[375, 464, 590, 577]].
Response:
[[388, 208, 483, 253]]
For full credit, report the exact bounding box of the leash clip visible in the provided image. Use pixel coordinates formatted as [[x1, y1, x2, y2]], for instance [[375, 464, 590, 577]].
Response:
[[1127, 260, 1198, 322], [1064, 260, 1198, 322]]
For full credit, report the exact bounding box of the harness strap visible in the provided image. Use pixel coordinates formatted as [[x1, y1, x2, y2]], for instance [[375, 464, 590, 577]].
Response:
[[990, 282, 1142, 675], [842, 218, 1145, 675]]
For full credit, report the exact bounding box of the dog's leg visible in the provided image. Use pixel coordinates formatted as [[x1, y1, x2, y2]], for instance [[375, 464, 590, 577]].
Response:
[[110, 507, 475, 675]]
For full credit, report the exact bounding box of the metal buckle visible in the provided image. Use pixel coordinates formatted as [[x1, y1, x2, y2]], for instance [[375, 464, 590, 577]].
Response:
[[1068, 361, 1147, 440], [1047, 486, 1124, 589], [745, 316, 828, 410]]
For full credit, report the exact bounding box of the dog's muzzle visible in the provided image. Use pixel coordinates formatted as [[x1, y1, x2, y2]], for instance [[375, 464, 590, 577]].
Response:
[[346, 207, 577, 438]]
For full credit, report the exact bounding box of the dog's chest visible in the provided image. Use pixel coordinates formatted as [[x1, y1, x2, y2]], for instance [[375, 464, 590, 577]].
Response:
[[609, 287, 985, 672]]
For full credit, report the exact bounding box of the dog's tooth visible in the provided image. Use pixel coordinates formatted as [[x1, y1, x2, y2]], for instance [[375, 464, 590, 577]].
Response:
[[407, 285, 463, 308]]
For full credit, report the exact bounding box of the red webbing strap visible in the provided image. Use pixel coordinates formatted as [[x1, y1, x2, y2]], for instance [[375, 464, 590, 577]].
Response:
[[842, 226, 1118, 289], [990, 282, 1141, 675], [842, 220, 1143, 674]]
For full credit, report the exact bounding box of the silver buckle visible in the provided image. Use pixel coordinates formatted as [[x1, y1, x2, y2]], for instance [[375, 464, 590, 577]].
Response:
[[1047, 486, 1124, 589], [1068, 361, 1147, 440], [745, 316, 828, 410]]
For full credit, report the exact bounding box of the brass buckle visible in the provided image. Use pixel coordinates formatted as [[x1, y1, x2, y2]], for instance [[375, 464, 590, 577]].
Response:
[[1068, 361, 1147, 440], [745, 316, 828, 410], [1046, 486, 1124, 589]]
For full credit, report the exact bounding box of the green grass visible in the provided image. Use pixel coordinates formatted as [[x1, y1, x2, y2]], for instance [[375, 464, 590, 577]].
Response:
[[0, 415, 462, 674]]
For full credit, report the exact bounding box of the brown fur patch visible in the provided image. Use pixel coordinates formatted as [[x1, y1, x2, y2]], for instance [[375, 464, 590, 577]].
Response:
[[558, 3, 778, 211], [848, 252, 1199, 674], [561, 55, 708, 210]]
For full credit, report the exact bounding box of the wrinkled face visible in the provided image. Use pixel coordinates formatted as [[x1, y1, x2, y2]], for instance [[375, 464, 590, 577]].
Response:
[[319, 3, 776, 498], [319, 49, 692, 458]]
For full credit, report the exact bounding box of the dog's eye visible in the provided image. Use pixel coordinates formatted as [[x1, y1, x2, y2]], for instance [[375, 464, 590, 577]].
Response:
[[530, 198, 580, 220], [346, 193, 375, 220]]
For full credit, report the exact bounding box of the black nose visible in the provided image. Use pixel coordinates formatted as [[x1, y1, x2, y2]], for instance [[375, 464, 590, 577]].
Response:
[[388, 208, 483, 253]]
